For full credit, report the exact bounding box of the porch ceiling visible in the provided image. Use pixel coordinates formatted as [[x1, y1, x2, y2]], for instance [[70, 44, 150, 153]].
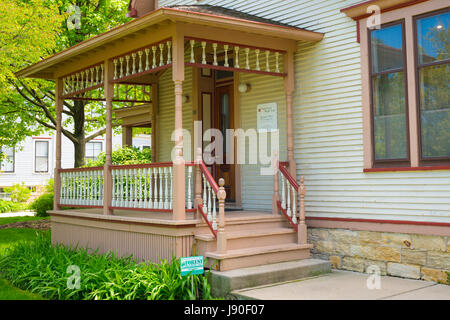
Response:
[[16, 6, 323, 80]]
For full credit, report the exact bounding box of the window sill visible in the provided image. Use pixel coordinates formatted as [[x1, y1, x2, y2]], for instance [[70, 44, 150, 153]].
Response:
[[364, 165, 450, 173]]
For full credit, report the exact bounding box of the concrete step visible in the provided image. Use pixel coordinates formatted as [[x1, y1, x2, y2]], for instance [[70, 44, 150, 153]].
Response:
[[196, 227, 297, 252], [208, 259, 331, 297], [205, 243, 313, 271]]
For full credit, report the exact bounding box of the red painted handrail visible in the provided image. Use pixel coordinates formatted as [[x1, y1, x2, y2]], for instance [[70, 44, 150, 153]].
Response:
[[198, 161, 219, 194], [278, 164, 299, 191], [198, 203, 217, 238]]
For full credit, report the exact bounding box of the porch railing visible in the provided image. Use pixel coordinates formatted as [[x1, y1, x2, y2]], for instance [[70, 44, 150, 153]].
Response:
[[274, 162, 307, 244], [60, 166, 104, 207], [59, 162, 196, 212]]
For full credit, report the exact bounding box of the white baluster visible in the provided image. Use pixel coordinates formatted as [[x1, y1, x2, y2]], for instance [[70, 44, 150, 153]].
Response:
[[138, 51, 143, 73], [164, 167, 169, 209], [201, 41, 206, 64], [132, 53, 137, 74], [245, 48, 250, 70], [207, 182, 212, 222], [275, 52, 280, 73], [143, 168, 148, 208], [152, 46, 157, 68], [265, 50, 270, 72], [255, 49, 260, 71], [85, 70, 89, 89], [80, 72, 84, 90], [158, 167, 163, 209], [111, 170, 116, 207], [166, 41, 172, 64], [145, 48, 150, 70], [202, 174, 207, 214], [190, 40, 195, 63], [119, 57, 124, 78], [213, 43, 218, 66], [281, 174, 286, 209], [187, 166, 192, 209], [159, 43, 164, 67], [292, 185, 297, 224], [100, 64, 104, 83], [234, 46, 240, 68], [119, 169, 124, 207], [133, 168, 138, 208], [169, 167, 173, 210], [212, 191, 217, 230], [149, 168, 154, 209], [138, 168, 143, 208], [90, 68, 95, 88], [125, 168, 129, 207], [224, 44, 229, 67], [125, 55, 130, 76], [153, 167, 158, 209], [286, 179, 291, 217]]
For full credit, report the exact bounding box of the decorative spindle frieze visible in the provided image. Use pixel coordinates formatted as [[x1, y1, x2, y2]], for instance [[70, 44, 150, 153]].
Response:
[[62, 62, 105, 97], [184, 38, 285, 76]]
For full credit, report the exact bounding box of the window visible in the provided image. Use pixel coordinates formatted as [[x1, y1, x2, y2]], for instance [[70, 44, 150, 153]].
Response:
[[35, 141, 49, 173], [0, 146, 15, 173], [415, 9, 450, 162], [361, 5, 449, 170], [369, 22, 409, 165], [85, 142, 102, 161]]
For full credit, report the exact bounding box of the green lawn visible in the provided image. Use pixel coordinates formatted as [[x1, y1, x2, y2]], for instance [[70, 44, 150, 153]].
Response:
[[0, 216, 47, 300], [0, 216, 49, 226]]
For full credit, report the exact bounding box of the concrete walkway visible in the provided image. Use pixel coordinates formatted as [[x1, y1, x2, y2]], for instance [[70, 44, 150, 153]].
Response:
[[233, 270, 450, 300]]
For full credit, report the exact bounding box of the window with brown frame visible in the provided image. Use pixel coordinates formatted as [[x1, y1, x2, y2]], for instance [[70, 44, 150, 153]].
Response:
[[414, 8, 449, 165], [369, 21, 410, 167]]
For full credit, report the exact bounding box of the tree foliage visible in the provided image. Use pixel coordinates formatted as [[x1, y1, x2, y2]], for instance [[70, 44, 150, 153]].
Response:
[[0, 0, 131, 166]]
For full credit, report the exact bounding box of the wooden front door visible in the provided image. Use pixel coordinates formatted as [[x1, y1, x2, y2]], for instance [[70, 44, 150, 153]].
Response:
[[214, 83, 235, 202]]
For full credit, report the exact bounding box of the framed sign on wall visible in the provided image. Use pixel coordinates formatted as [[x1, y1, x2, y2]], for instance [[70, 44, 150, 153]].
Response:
[[257, 102, 278, 132]]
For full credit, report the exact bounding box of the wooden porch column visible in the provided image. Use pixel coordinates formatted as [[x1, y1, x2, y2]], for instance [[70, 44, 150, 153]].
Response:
[[103, 59, 114, 215], [172, 30, 186, 220], [53, 78, 63, 211], [284, 50, 297, 178], [151, 82, 158, 162], [122, 126, 133, 147]]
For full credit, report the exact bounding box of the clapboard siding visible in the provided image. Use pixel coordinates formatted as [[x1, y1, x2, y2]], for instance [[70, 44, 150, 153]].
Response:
[[158, 0, 450, 223]]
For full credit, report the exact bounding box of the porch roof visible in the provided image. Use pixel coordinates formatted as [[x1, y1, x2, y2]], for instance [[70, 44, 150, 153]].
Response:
[[16, 6, 323, 80]]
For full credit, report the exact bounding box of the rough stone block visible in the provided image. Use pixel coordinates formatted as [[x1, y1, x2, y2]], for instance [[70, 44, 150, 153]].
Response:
[[411, 234, 446, 252], [360, 245, 401, 262], [358, 231, 381, 246], [387, 263, 420, 279], [312, 240, 333, 254], [401, 249, 427, 265], [421, 267, 449, 284], [342, 257, 365, 273], [427, 251, 450, 270], [381, 233, 411, 248], [329, 229, 358, 244]]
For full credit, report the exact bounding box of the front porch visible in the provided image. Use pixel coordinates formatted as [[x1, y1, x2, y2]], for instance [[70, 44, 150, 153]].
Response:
[[17, 6, 323, 271]]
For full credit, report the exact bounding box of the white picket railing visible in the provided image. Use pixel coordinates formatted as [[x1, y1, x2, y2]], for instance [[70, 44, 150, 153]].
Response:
[[60, 167, 104, 206], [59, 163, 196, 212], [197, 161, 219, 234]]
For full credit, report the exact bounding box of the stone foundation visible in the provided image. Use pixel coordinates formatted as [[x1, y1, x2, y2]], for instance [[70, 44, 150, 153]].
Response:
[[308, 227, 449, 284]]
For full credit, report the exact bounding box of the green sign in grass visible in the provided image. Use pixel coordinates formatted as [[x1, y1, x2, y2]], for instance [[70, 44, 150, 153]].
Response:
[[180, 256, 204, 276]]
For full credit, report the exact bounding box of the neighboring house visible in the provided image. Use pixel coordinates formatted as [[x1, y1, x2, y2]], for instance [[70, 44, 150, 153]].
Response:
[[15, 0, 449, 286], [0, 132, 151, 194]]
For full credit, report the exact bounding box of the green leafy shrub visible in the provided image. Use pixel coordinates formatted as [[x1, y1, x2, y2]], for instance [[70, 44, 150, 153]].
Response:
[[85, 146, 151, 167], [0, 233, 212, 300], [4, 183, 31, 203], [29, 193, 53, 217], [0, 199, 27, 213]]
